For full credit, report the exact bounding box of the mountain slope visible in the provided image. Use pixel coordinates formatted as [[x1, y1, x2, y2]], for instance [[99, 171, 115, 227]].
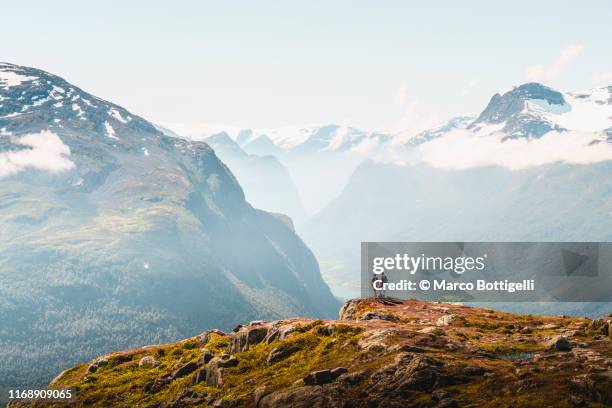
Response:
[[22, 299, 612, 407], [0, 63, 338, 390], [204, 133, 307, 224]]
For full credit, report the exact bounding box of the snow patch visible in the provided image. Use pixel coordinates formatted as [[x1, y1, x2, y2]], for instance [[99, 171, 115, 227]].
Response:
[[109, 108, 129, 123], [104, 121, 118, 139], [0, 69, 36, 89]]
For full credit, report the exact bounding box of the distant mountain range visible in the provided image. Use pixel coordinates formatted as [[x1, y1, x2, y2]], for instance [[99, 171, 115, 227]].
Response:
[[203, 132, 307, 224], [0, 62, 339, 390]]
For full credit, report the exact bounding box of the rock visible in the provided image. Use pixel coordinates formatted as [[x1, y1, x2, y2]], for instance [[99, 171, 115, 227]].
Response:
[[218, 356, 239, 368], [432, 389, 452, 401], [138, 356, 160, 368], [357, 328, 397, 352], [143, 376, 171, 393], [87, 357, 109, 373], [206, 356, 238, 387], [436, 314, 455, 327], [259, 386, 339, 408], [546, 336, 572, 352], [230, 325, 269, 353], [464, 365, 486, 376], [390, 343, 426, 353], [196, 329, 227, 347], [359, 311, 399, 322], [267, 345, 299, 364], [570, 374, 601, 401], [201, 349, 215, 364], [304, 369, 333, 385], [540, 323, 560, 330], [253, 386, 269, 407], [419, 326, 438, 334], [330, 367, 349, 380], [191, 368, 207, 385], [172, 361, 199, 379], [438, 398, 459, 408], [339, 299, 361, 320]]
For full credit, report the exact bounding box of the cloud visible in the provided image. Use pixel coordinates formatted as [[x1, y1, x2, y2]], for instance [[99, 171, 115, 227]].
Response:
[[417, 129, 612, 171], [525, 44, 584, 83], [593, 70, 612, 87], [461, 79, 479, 96], [394, 85, 409, 106], [0, 131, 75, 178]]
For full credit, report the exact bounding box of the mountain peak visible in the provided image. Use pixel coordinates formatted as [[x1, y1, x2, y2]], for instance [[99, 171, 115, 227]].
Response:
[[0, 62, 161, 143]]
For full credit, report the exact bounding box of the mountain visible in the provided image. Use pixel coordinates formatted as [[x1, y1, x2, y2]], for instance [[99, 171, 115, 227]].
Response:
[[0, 62, 339, 391], [469, 83, 612, 139], [303, 83, 612, 310], [203, 132, 307, 224], [164, 123, 395, 214], [22, 298, 612, 407], [404, 116, 474, 146]]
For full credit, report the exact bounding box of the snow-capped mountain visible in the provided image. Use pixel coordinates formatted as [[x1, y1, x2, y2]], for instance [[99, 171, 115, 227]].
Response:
[[469, 83, 612, 139], [0, 63, 338, 389], [164, 123, 394, 156], [404, 116, 474, 146], [303, 82, 612, 304]]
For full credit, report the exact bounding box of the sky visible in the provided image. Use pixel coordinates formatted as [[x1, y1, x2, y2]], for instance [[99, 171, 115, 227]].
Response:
[[2, 1, 611, 133]]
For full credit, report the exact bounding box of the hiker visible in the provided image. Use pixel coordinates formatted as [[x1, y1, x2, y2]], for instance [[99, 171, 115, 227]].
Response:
[[371, 274, 381, 298], [380, 272, 388, 299]]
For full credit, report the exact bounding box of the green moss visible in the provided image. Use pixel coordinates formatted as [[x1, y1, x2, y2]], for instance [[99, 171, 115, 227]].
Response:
[[206, 333, 230, 354]]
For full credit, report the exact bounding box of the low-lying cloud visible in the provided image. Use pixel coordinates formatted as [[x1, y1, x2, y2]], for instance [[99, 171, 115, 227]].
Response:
[[417, 130, 612, 170], [0, 131, 75, 177]]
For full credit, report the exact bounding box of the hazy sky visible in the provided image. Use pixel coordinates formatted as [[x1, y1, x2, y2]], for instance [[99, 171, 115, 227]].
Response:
[[3, 1, 611, 132]]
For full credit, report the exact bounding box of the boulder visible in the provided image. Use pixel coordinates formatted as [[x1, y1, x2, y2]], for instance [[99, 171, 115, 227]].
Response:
[[201, 349, 215, 364], [339, 299, 362, 320], [253, 386, 269, 407], [138, 356, 160, 369], [330, 367, 349, 380], [546, 336, 572, 352], [267, 345, 299, 364], [304, 369, 333, 385], [173, 362, 199, 379], [436, 314, 455, 327], [230, 325, 269, 353], [206, 356, 238, 387], [359, 311, 399, 322]]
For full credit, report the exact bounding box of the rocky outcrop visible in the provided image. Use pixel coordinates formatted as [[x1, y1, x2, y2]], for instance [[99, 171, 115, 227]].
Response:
[[32, 299, 612, 408]]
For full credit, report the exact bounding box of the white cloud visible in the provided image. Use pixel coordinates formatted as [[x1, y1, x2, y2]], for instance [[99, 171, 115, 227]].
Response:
[[592, 70, 612, 87], [461, 79, 479, 96], [0, 131, 75, 178], [394, 85, 409, 106], [525, 44, 584, 83], [417, 129, 612, 171]]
